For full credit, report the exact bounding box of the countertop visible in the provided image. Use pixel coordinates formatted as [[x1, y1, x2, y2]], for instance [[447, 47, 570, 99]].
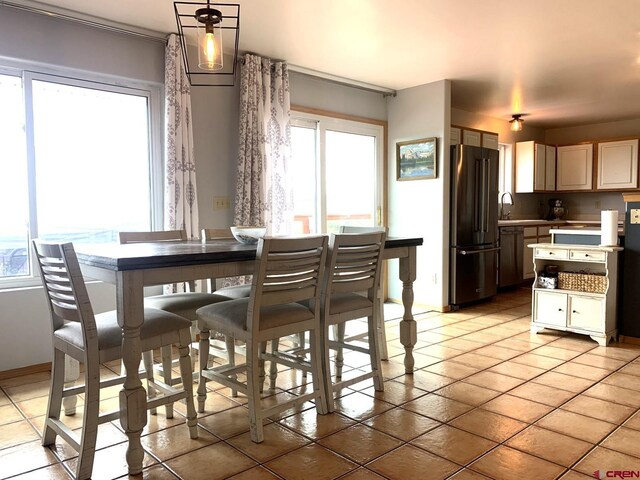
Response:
[[498, 219, 624, 227]]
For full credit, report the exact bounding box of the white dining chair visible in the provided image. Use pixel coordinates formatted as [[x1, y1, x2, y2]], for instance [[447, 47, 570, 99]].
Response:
[[33, 240, 197, 480]]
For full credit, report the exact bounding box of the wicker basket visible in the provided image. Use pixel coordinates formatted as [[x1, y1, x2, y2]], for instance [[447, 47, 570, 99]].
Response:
[[557, 272, 607, 293]]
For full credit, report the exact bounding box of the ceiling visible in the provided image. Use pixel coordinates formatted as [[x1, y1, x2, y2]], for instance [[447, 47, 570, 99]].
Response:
[[9, 0, 640, 128]]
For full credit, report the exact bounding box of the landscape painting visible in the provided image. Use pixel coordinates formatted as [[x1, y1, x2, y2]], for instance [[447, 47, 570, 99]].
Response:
[[396, 137, 437, 180]]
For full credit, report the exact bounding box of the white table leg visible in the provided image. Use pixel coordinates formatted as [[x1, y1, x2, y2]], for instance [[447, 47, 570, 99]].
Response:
[[399, 247, 417, 374], [116, 271, 147, 475]]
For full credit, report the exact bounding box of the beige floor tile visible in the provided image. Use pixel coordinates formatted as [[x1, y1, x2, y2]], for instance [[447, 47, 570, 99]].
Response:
[[0, 440, 59, 479], [548, 336, 599, 353], [480, 394, 554, 423], [3, 380, 51, 403], [65, 442, 157, 480], [536, 409, 617, 443], [337, 467, 387, 479], [469, 445, 565, 480], [601, 372, 640, 391], [0, 403, 24, 426], [505, 425, 593, 467], [9, 463, 71, 479], [197, 406, 252, 439], [0, 419, 39, 449], [589, 345, 640, 361], [279, 410, 355, 440], [367, 444, 459, 480], [359, 379, 428, 405], [411, 424, 497, 465], [509, 381, 576, 407], [113, 464, 178, 479], [166, 442, 257, 480], [574, 446, 640, 476], [447, 468, 493, 479], [266, 443, 357, 480], [510, 352, 566, 370], [623, 411, 640, 431], [394, 369, 457, 391], [558, 471, 596, 480], [583, 383, 640, 408], [0, 390, 10, 407], [423, 361, 481, 380], [379, 360, 410, 379], [488, 361, 547, 380], [459, 332, 503, 344], [449, 409, 527, 442], [438, 338, 485, 352], [418, 344, 466, 360], [227, 465, 283, 480], [318, 424, 403, 464], [531, 371, 595, 393], [619, 362, 640, 377], [333, 391, 394, 421], [140, 424, 218, 461], [403, 394, 474, 422], [448, 352, 503, 369], [552, 361, 612, 381], [434, 382, 501, 406], [363, 407, 441, 441], [471, 345, 521, 360], [572, 353, 627, 370], [0, 372, 51, 389], [227, 423, 311, 463], [600, 427, 640, 458], [561, 395, 635, 424], [463, 371, 525, 393], [492, 338, 538, 352], [531, 345, 583, 361]]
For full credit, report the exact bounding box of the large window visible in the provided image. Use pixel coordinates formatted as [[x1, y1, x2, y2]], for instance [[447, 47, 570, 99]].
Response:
[[0, 69, 161, 285], [291, 112, 384, 234]]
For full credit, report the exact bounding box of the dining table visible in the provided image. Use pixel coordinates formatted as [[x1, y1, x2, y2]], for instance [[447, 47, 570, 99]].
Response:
[[74, 235, 423, 475]]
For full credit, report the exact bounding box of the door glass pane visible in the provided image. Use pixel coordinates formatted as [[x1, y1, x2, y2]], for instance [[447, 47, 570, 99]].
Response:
[[0, 75, 29, 278], [32, 80, 151, 243], [325, 130, 376, 233], [291, 125, 317, 234]]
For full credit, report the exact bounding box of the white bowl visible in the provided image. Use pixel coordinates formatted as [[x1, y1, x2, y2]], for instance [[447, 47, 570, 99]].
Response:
[[230, 226, 267, 245]]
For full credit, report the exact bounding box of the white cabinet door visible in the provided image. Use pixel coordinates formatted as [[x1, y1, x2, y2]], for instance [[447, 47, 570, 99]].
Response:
[[450, 127, 461, 146], [557, 144, 593, 191], [482, 133, 499, 150], [567, 295, 604, 331], [515, 141, 535, 193], [463, 130, 481, 147], [534, 143, 546, 191], [597, 139, 639, 190], [545, 145, 556, 191], [534, 291, 567, 327], [523, 238, 536, 279]]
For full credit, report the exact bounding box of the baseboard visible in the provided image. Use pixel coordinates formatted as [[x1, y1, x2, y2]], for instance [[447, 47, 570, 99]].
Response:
[[0, 362, 51, 381], [619, 335, 640, 346]]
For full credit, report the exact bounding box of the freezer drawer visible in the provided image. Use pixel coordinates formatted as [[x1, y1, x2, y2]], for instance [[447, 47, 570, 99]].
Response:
[[450, 246, 499, 305]]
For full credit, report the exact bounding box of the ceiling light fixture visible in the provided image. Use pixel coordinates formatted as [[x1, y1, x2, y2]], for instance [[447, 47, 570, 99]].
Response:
[[174, 2, 240, 86], [510, 114, 524, 132]]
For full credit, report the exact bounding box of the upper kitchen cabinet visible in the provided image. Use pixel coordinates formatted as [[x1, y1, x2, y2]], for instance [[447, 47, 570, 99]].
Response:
[[450, 125, 499, 148], [515, 141, 554, 193], [596, 138, 638, 190], [556, 143, 593, 191], [463, 129, 481, 147], [482, 132, 499, 150], [450, 127, 461, 145]]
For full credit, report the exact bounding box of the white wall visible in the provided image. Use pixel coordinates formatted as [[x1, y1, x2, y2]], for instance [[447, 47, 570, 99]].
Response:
[[387, 80, 450, 310]]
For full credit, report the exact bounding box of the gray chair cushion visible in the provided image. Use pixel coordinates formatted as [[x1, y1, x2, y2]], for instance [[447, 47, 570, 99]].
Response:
[[54, 308, 192, 351], [145, 292, 231, 313], [328, 292, 373, 315], [197, 298, 314, 337], [215, 284, 251, 300]]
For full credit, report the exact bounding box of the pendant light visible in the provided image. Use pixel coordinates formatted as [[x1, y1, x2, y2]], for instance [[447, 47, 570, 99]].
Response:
[[510, 114, 524, 132], [195, 3, 223, 70]]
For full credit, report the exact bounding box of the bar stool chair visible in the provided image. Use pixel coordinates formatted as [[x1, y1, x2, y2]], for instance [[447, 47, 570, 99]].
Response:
[[33, 241, 197, 480], [118, 230, 233, 415], [196, 235, 329, 442], [321, 231, 386, 411], [201, 228, 252, 299]]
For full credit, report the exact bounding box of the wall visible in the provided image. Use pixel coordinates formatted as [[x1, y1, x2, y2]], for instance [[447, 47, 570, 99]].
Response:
[[0, 7, 164, 372], [387, 80, 450, 310]]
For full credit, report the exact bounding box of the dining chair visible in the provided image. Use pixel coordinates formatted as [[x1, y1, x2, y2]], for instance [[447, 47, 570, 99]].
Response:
[[321, 231, 386, 411], [338, 225, 389, 360], [196, 235, 329, 442], [118, 230, 234, 414], [201, 228, 252, 299], [33, 241, 197, 480]]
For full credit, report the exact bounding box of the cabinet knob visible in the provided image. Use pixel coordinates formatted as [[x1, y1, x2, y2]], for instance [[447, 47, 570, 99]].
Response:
[[549, 252, 554, 255], [572, 310, 577, 314], [585, 254, 589, 257], [558, 308, 563, 312]]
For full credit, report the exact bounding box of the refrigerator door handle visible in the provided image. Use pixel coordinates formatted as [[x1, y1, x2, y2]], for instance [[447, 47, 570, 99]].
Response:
[[474, 160, 480, 232], [459, 247, 501, 255], [484, 157, 491, 233]]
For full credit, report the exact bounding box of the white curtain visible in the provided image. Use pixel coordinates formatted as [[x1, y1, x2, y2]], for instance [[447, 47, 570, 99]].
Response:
[[164, 33, 199, 238], [235, 53, 293, 235]]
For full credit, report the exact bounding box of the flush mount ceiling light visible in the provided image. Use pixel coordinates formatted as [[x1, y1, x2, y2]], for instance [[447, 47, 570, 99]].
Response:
[[174, 2, 240, 86], [510, 114, 525, 132]]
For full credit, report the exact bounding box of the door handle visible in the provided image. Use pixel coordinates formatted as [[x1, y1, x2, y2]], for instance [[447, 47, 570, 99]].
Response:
[[460, 247, 501, 255]]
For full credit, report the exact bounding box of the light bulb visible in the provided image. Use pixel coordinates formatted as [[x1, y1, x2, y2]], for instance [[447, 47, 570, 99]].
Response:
[[203, 31, 216, 67]]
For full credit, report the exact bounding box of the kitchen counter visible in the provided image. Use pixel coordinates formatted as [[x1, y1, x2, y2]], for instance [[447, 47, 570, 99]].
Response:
[[498, 219, 566, 226]]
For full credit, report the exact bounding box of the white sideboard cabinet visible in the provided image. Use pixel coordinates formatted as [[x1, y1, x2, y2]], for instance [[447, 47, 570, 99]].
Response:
[[529, 243, 622, 346]]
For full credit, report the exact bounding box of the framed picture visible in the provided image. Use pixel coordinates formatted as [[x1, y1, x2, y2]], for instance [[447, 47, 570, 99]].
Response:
[[396, 137, 437, 181]]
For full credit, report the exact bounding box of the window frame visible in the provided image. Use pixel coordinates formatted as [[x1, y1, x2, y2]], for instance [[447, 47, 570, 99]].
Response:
[[290, 109, 385, 234], [0, 62, 163, 289]]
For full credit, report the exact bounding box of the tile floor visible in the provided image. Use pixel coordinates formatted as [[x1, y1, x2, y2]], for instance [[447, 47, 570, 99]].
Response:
[[2, 288, 640, 479]]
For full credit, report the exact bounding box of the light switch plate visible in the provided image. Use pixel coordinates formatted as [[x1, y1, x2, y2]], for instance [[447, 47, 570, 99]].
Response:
[[631, 208, 640, 224]]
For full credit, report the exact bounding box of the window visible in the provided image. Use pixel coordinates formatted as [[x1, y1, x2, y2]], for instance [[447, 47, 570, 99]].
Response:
[[291, 112, 384, 234], [498, 142, 514, 202], [0, 68, 161, 285]]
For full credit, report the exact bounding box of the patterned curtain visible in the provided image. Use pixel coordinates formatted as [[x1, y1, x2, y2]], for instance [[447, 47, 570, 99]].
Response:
[[164, 34, 199, 238], [235, 53, 293, 235]]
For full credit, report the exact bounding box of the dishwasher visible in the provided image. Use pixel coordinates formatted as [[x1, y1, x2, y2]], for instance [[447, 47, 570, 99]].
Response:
[[498, 226, 524, 288]]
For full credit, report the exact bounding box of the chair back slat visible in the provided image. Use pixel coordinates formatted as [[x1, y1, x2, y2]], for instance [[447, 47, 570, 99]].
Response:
[[201, 228, 233, 239], [118, 230, 187, 244], [33, 241, 98, 350]]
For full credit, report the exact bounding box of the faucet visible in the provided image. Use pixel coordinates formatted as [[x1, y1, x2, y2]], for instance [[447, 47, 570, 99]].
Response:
[[500, 192, 514, 220]]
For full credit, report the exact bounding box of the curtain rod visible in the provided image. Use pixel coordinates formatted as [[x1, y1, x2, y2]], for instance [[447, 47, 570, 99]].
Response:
[[0, 0, 168, 42]]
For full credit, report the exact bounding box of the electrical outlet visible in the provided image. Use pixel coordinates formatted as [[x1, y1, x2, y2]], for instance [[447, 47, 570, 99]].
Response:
[[631, 208, 640, 225], [431, 273, 437, 284], [213, 196, 230, 210]]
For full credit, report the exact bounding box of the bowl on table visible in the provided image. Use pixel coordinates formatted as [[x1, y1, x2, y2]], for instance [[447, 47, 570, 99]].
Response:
[[230, 226, 267, 245]]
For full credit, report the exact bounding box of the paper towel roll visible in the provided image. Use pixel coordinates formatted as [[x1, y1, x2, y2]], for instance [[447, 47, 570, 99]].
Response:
[[600, 210, 618, 246]]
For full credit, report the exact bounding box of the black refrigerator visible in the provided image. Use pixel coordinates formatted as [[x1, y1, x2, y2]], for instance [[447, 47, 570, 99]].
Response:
[[450, 144, 500, 306]]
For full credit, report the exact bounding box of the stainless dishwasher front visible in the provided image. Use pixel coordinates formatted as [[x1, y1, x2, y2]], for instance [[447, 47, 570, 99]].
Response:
[[498, 226, 524, 288]]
